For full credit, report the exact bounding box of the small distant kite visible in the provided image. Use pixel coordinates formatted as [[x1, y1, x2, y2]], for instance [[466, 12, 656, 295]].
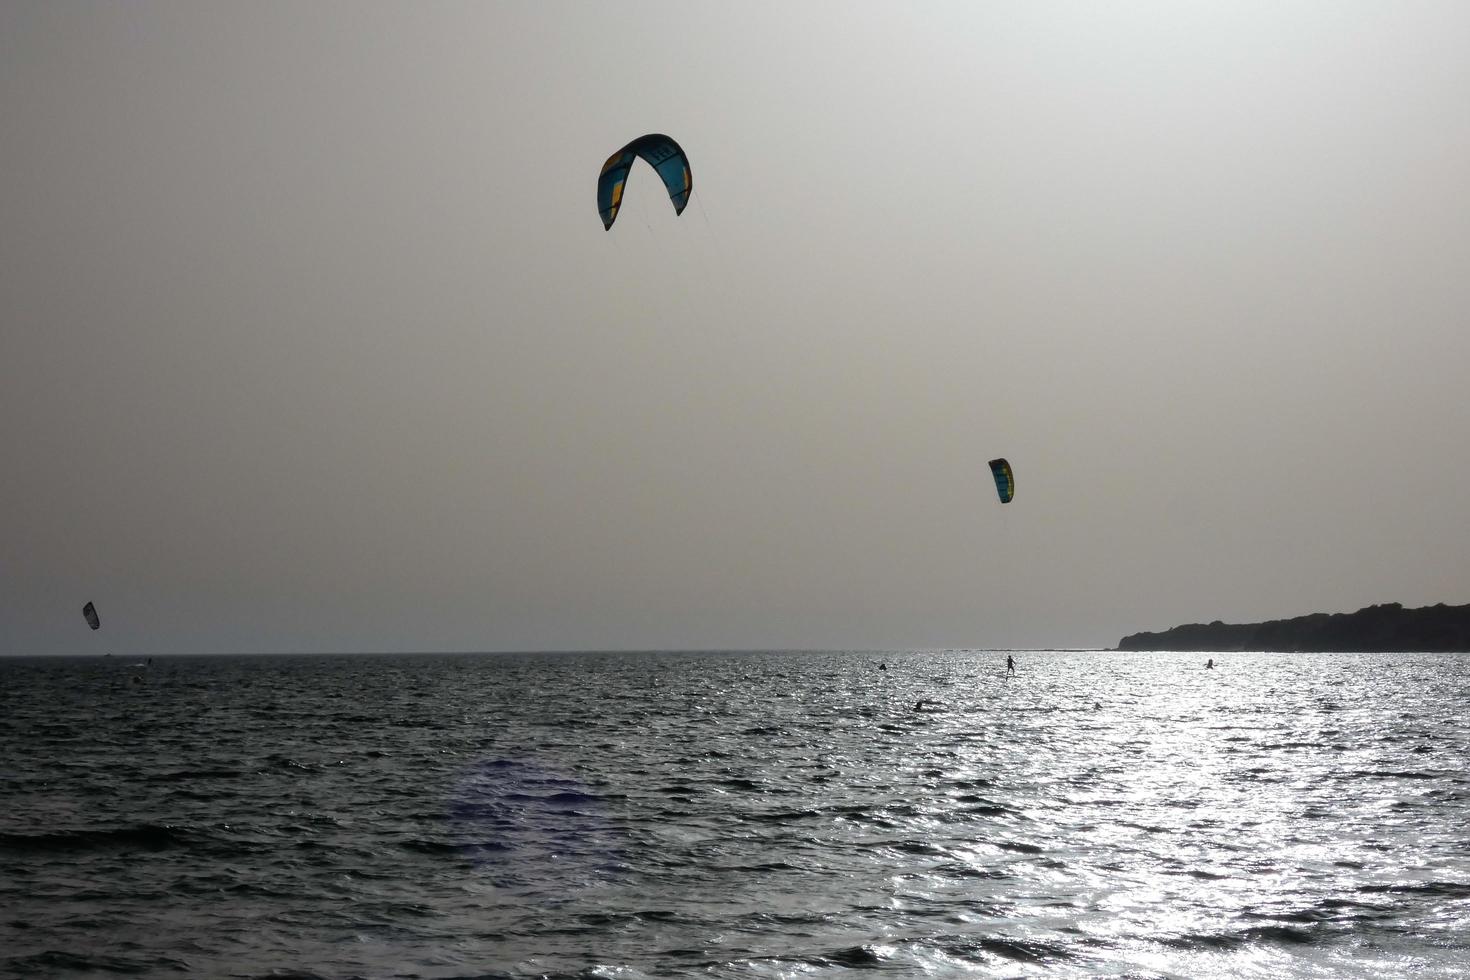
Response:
[[597, 134, 692, 230], [988, 458, 1014, 504], [83, 601, 100, 630]]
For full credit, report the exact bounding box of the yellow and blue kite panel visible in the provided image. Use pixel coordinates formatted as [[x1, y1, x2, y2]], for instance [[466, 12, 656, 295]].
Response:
[[988, 458, 1015, 504]]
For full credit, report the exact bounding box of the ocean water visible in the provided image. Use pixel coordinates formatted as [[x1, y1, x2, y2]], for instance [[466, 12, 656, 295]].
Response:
[[2, 649, 1468, 979]]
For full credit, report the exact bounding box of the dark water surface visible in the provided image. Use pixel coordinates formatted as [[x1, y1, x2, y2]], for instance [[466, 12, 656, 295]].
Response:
[[2, 650, 1468, 978]]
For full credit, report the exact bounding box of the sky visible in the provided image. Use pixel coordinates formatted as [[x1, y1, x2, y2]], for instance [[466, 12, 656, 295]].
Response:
[[4, 1, 1469, 655]]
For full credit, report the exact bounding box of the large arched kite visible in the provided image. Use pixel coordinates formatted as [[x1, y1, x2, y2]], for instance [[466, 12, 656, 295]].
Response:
[[597, 134, 692, 230]]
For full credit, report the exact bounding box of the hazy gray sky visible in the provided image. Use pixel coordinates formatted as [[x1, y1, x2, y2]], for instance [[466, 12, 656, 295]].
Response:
[[4, 1, 1468, 654]]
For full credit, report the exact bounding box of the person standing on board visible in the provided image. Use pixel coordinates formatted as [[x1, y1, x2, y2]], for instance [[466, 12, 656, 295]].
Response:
[[1006, 654, 1016, 674]]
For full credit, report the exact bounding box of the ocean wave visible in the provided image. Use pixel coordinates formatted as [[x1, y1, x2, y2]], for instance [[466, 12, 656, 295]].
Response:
[[1162, 923, 1324, 950], [6, 949, 193, 974], [922, 935, 1077, 964], [0, 824, 196, 854], [141, 767, 247, 782], [1358, 881, 1470, 899]]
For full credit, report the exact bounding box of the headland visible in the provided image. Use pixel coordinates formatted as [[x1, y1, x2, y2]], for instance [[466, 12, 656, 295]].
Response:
[[1117, 601, 1470, 652]]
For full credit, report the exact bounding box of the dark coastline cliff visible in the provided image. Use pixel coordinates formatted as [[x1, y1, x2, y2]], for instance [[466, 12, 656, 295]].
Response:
[[1117, 602, 1470, 652]]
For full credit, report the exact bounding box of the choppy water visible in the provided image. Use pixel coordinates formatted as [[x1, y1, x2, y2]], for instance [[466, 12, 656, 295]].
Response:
[[2, 650, 1468, 979]]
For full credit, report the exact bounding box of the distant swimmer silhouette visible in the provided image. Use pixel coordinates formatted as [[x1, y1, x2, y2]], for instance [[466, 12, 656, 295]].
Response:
[[1206, 658, 1215, 669], [914, 699, 926, 711], [879, 663, 887, 672], [1006, 655, 1015, 674]]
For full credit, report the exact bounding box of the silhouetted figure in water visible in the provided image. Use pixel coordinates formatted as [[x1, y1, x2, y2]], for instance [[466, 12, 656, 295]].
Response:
[[1006, 655, 1015, 674], [914, 699, 926, 711], [1206, 658, 1215, 669], [879, 663, 887, 672]]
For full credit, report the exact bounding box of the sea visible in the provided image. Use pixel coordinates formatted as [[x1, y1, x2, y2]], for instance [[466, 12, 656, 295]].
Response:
[[2, 649, 1468, 979]]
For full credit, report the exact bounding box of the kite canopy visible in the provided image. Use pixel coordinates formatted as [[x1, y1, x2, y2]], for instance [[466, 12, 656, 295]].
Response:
[[597, 134, 692, 230], [988, 458, 1015, 504], [83, 601, 100, 630]]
